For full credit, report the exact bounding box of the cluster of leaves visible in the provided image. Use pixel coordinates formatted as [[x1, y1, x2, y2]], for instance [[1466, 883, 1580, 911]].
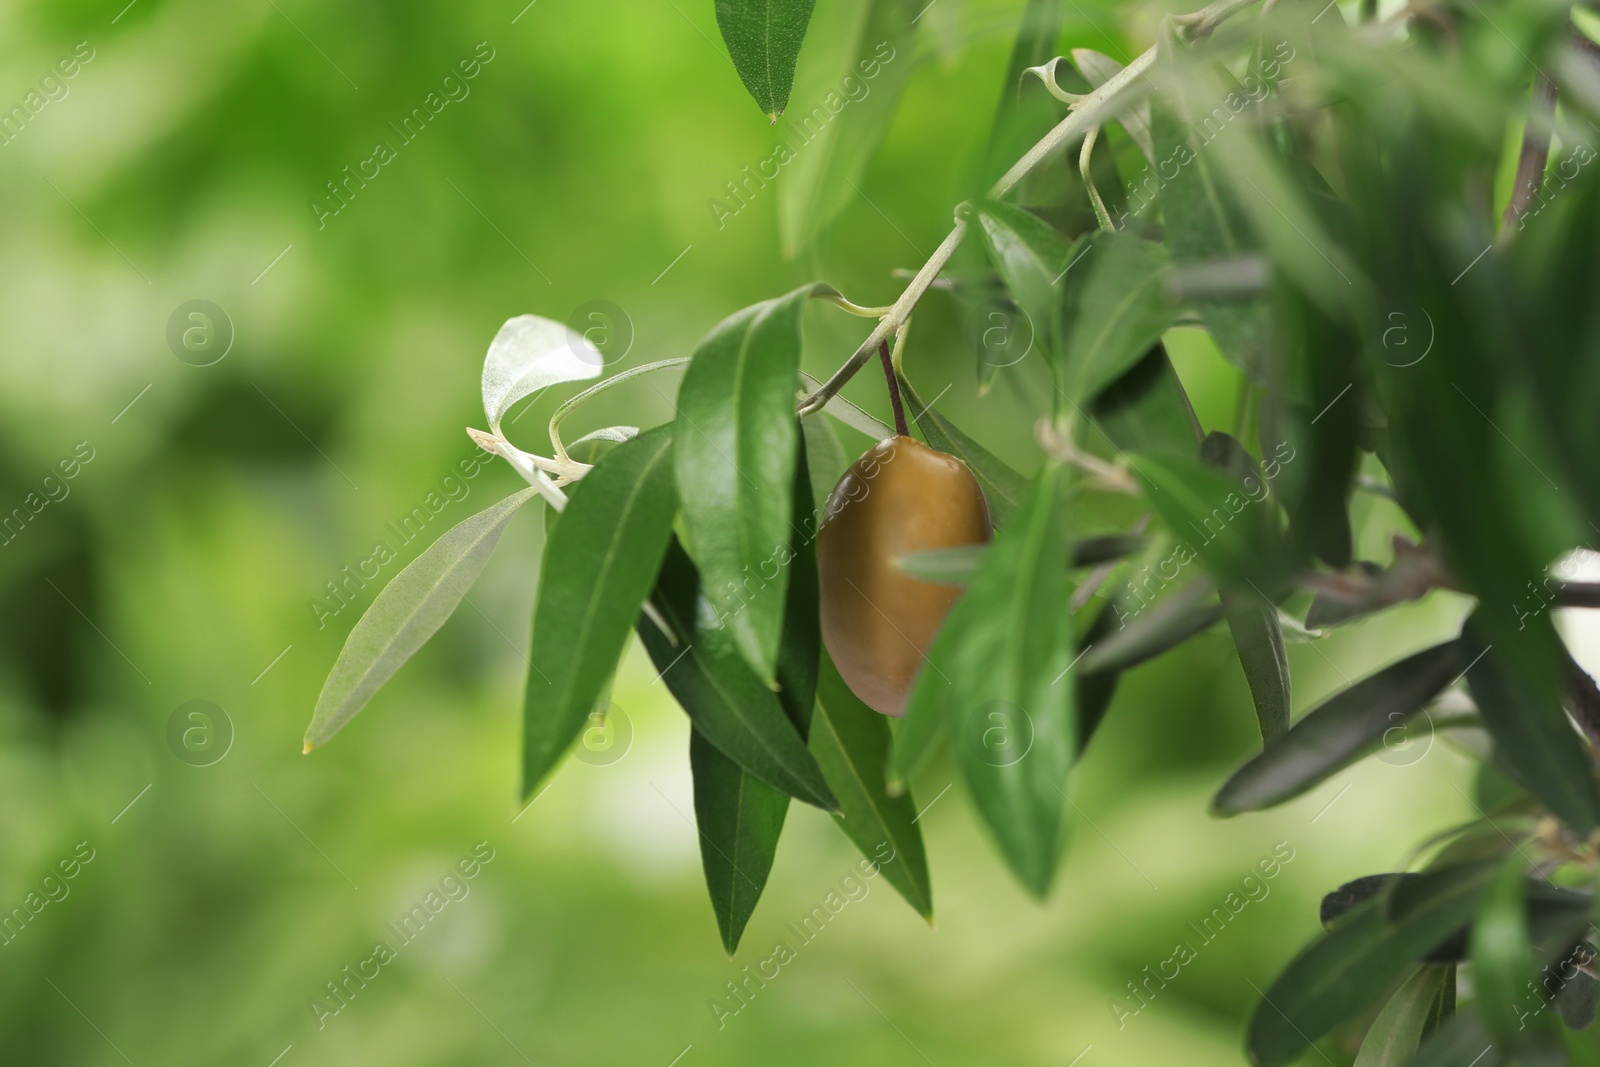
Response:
[[305, 0, 1600, 1062]]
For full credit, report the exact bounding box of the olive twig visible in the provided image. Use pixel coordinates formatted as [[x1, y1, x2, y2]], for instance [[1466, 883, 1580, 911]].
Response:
[[465, 427, 571, 510], [795, 0, 1266, 418], [1036, 417, 1138, 494]]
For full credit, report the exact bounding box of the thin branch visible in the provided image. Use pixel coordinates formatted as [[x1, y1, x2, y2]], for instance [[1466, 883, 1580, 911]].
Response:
[[1501, 72, 1557, 235], [795, 0, 1264, 417]]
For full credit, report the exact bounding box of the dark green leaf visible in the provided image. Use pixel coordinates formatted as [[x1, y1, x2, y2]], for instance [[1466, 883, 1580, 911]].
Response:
[[1323, 874, 1403, 928], [899, 372, 1030, 527], [1054, 230, 1175, 407], [1554, 941, 1599, 1030], [1160, 56, 1360, 309], [778, 432, 822, 736], [1150, 97, 1269, 378], [1089, 343, 1203, 457], [306, 487, 539, 751], [900, 463, 1077, 897], [1129, 449, 1278, 586], [1215, 640, 1468, 814], [810, 650, 934, 919], [675, 284, 815, 681], [1421, 966, 1455, 1041], [638, 540, 836, 810], [1404, 1012, 1502, 1067], [1075, 601, 1124, 753], [1322, 870, 1591, 964], [1247, 861, 1497, 1067], [897, 534, 1142, 587], [1077, 581, 1226, 676], [1470, 855, 1537, 1046], [714, 0, 817, 120], [1074, 534, 1145, 567], [800, 411, 851, 511], [1353, 966, 1449, 1067], [522, 427, 678, 799], [1261, 282, 1359, 567], [690, 730, 789, 954], [970, 199, 1073, 357], [1201, 432, 1291, 746], [1463, 615, 1600, 834], [1225, 595, 1291, 747]]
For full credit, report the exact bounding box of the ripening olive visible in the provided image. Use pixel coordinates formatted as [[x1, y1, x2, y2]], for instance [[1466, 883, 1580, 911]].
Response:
[[817, 435, 993, 716]]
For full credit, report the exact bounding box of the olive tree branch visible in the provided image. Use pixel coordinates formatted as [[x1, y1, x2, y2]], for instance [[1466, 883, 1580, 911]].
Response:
[[796, 0, 1264, 417], [1500, 71, 1558, 236]]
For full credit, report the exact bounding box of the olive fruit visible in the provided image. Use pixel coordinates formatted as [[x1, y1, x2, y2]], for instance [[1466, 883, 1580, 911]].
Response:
[[817, 435, 992, 716]]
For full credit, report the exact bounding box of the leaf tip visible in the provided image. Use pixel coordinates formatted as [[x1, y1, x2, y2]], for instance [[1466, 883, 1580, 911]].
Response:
[[1209, 796, 1241, 818], [302, 740, 315, 755]]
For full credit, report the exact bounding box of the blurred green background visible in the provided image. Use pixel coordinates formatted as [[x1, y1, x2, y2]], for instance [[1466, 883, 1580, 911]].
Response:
[[0, 0, 1558, 1063]]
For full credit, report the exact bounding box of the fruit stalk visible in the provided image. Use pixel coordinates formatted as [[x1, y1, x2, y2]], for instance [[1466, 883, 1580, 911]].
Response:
[[877, 340, 909, 438]]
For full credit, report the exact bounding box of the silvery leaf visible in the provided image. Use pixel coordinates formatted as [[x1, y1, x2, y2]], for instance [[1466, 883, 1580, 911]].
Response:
[[481, 315, 602, 433]]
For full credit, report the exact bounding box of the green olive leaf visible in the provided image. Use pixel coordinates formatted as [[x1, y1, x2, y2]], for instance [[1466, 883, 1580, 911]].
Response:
[[638, 538, 836, 811], [1077, 581, 1225, 676], [800, 410, 851, 510], [1224, 593, 1291, 747], [1089, 343, 1203, 457], [1247, 862, 1498, 1067], [970, 198, 1074, 360], [1200, 432, 1291, 747], [1352, 965, 1450, 1067], [690, 729, 789, 954], [1462, 614, 1600, 834], [1055, 230, 1176, 409], [1469, 855, 1537, 1048], [810, 649, 934, 919], [1149, 98, 1269, 379], [304, 487, 541, 752], [522, 425, 678, 799], [1214, 639, 1469, 814], [1130, 449, 1284, 587], [898, 462, 1077, 898], [675, 284, 817, 682], [714, 0, 818, 121], [1405, 1012, 1501, 1067]]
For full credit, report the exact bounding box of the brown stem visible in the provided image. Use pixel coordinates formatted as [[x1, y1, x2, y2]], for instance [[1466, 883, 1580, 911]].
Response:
[[1501, 73, 1558, 235], [1555, 581, 1600, 608], [878, 341, 909, 437]]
